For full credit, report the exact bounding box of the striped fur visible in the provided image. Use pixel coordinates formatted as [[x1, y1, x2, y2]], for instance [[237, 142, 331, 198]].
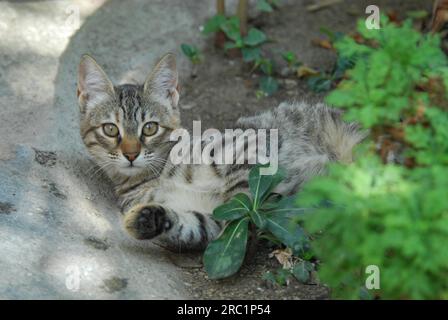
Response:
[[77, 53, 366, 251]]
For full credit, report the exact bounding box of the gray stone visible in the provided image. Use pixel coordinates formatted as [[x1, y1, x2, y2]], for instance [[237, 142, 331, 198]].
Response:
[[0, 0, 226, 300]]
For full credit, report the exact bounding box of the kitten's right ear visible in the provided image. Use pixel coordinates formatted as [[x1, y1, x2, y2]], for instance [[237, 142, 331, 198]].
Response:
[[77, 54, 115, 113], [143, 53, 179, 109]]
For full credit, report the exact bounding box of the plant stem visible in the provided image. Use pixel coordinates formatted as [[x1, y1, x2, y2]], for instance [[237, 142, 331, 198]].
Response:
[[244, 222, 259, 264], [215, 0, 227, 48], [237, 0, 248, 36], [217, 0, 225, 15]]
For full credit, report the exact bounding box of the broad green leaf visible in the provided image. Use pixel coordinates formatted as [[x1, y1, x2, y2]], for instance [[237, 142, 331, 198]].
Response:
[[213, 193, 252, 221], [180, 43, 197, 58], [262, 196, 309, 218], [224, 41, 239, 51], [221, 16, 241, 42], [203, 218, 250, 279], [260, 59, 273, 75], [203, 14, 226, 34], [263, 269, 291, 286], [242, 47, 261, 62], [259, 76, 279, 96], [259, 192, 283, 210], [292, 260, 313, 283], [265, 211, 307, 253], [262, 271, 278, 284], [307, 75, 332, 93], [244, 28, 268, 46], [332, 56, 355, 80], [258, 232, 282, 245], [249, 210, 266, 228], [256, 0, 273, 12], [248, 164, 284, 209]]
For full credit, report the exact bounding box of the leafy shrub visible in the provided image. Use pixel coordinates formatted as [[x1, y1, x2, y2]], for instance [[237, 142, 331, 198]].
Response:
[[297, 18, 448, 299], [327, 20, 447, 128], [204, 165, 308, 279]]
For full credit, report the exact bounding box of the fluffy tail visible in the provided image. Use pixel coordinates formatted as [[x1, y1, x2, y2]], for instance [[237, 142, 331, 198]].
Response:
[[279, 101, 367, 164], [319, 107, 367, 163]]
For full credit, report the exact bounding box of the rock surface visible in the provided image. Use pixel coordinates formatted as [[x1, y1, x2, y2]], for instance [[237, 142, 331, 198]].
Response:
[[0, 0, 223, 300]]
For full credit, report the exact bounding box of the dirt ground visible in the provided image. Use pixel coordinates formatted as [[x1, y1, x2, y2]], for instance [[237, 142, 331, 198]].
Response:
[[178, 0, 433, 300]]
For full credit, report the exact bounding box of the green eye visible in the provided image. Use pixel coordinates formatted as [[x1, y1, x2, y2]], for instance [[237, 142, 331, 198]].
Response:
[[142, 122, 159, 137], [102, 123, 119, 137]]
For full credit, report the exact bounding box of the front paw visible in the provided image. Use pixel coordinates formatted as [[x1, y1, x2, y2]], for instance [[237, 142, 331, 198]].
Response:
[[124, 205, 172, 240]]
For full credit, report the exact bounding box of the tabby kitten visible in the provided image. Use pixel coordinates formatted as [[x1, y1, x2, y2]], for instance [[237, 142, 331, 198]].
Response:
[[77, 53, 365, 250]]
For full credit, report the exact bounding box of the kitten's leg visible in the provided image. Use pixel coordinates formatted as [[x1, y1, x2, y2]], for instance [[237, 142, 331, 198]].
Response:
[[123, 204, 222, 250], [123, 204, 171, 240]]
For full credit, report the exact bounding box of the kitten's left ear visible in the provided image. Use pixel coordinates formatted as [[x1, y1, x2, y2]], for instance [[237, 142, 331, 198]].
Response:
[[144, 53, 179, 108]]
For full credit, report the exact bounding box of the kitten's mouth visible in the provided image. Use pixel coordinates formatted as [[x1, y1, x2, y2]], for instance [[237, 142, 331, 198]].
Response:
[[119, 165, 143, 175]]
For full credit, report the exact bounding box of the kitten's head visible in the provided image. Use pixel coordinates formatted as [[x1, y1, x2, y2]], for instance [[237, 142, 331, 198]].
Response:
[[77, 53, 181, 179]]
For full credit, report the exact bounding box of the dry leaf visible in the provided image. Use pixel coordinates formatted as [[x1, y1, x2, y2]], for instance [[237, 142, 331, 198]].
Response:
[[386, 10, 400, 24], [269, 248, 293, 269], [311, 38, 333, 50], [306, 0, 342, 12], [350, 32, 366, 44], [297, 66, 319, 78]]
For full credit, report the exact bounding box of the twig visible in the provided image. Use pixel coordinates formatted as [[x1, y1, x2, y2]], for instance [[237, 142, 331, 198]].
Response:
[[306, 0, 343, 12], [215, 0, 227, 48], [238, 0, 248, 36], [217, 0, 225, 15]]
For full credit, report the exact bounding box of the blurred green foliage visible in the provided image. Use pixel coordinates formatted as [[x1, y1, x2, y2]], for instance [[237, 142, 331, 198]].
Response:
[[297, 17, 448, 299]]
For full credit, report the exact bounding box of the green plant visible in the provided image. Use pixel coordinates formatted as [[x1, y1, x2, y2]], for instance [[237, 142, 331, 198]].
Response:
[[254, 57, 279, 97], [263, 258, 314, 286], [204, 15, 268, 61], [297, 17, 448, 299], [306, 29, 354, 93], [181, 44, 202, 64], [281, 51, 301, 69], [256, 0, 281, 13], [202, 2, 288, 98], [307, 55, 355, 93], [203, 165, 309, 279], [263, 268, 292, 286], [204, 14, 280, 97]]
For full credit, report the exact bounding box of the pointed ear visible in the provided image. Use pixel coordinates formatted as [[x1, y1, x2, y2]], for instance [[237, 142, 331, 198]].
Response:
[[77, 54, 115, 113], [143, 53, 179, 108]]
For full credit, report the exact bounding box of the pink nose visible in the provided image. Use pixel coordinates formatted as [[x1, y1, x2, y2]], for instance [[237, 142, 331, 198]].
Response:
[[124, 152, 139, 162]]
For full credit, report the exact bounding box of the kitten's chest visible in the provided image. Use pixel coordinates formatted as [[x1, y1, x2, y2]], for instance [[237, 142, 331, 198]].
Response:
[[156, 165, 225, 213]]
